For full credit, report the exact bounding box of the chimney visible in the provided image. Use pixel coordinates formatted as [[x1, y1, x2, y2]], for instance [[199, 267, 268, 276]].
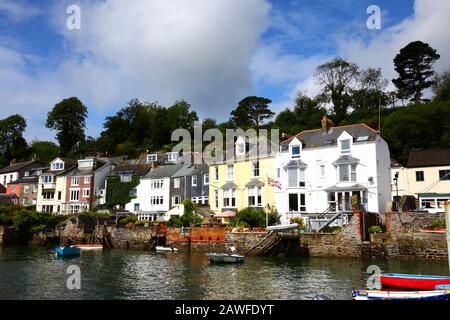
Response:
[[321, 115, 332, 133]]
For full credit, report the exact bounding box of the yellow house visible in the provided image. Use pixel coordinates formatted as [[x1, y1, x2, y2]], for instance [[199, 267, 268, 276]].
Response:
[[208, 136, 276, 214]]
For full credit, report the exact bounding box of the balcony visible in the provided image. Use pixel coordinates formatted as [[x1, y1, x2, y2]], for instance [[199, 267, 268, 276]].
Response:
[[41, 182, 56, 190]]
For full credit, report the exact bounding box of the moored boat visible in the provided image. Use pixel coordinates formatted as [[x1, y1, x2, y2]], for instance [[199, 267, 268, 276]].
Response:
[[73, 244, 103, 251], [54, 246, 81, 256], [206, 253, 244, 264], [352, 289, 450, 300], [380, 273, 450, 290], [155, 246, 178, 252]]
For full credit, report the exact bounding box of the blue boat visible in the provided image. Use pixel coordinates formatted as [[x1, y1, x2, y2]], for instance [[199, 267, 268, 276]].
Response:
[[54, 246, 81, 256]]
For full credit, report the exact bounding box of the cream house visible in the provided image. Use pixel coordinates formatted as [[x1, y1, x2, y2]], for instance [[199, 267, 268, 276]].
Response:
[[391, 148, 450, 213]]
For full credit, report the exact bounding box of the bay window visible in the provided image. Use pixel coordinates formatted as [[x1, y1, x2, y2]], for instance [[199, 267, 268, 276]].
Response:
[[288, 167, 306, 187], [223, 188, 236, 207], [248, 186, 262, 207], [339, 164, 357, 182]]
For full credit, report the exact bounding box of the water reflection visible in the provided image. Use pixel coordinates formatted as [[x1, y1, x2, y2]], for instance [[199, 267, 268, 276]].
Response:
[[0, 247, 448, 300]]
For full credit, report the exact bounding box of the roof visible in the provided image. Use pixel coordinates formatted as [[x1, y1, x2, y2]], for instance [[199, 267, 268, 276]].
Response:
[[144, 164, 184, 179], [221, 181, 238, 189], [9, 175, 40, 185], [191, 163, 209, 175], [214, 211, 236, 218], [391, 158, 402, 168], [110, 163, 153, 177], [65, 159, 109, 177], [245, 179, 265, 187], [418, 193, 450, 198], [332, 155, 360, 166], [171, 165, 196, 178], [281, 124, 378, 149], [285, 159, 307, 167], [0, 159, 42, 174], [407, 148, 450, 168], [325, 183, 368, 192]]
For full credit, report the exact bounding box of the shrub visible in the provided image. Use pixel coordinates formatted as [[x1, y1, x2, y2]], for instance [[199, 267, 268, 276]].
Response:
[[321, 226, 342, 233], [290, 217, 304, 227], [427, 220, 446, 230], [119, 215, 137, 225], [31, 224, 46, 233], [232, 208, 265, 228], [369, 225, 383, 234], [134, 220, 145, 226]]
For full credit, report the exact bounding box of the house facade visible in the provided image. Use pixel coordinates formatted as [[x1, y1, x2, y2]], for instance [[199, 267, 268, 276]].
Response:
[[209, 136, 276, 214], [169, 163, 210, 208], [391, 148, 450, 213], [0, 159, 43, 189], [274, 117, 391, 224], [126, 164, 184, 221], [7, 166, 47, 206]]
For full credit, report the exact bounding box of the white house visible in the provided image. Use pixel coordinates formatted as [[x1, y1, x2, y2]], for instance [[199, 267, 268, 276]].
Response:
[[126, 164, 184, 221], [274, 117, 391, 225]]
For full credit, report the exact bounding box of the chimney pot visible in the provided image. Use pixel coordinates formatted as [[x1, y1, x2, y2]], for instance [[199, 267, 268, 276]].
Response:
[[321, 115, 332, 133]]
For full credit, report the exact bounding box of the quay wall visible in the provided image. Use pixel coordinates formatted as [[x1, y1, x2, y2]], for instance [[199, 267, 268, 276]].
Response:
[[0, 226, 29, 246]]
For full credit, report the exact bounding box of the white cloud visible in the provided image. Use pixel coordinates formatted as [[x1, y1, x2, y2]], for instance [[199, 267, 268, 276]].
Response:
[[0, 0, 41, 22], [0, 0, 271, 141]]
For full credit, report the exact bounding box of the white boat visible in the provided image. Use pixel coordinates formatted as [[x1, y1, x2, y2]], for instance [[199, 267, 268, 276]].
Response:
[[266, 223, 299, 232], [206, 253, 244, 263], [73, 244, 103, 251], [352, 289, 450, 300], [155, 246, 178, 252]]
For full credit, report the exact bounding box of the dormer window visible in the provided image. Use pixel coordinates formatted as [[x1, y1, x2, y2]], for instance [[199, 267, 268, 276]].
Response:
[[51, 162, 64, 171], [24, 171, 30, 177], [291, 146, 300, 158], [340, 139, 351, 154], [147, 154, 157, 162], [237, 143, 245, 155], [167, 152, 178, 162]]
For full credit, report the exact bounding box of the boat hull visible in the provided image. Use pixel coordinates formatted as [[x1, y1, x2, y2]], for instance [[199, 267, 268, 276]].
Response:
[[156, 246, 178, 252], [206, 253, 244, 263], [353, 289, 450, 300], [54, 246, 81, 256], [74, 245, 103, 251], [381, 273, 450, 290]]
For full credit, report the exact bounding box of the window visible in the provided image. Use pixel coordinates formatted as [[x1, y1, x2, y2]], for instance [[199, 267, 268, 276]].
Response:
[[120, 174, 132, 183], [339, 164, 357, 182], [82, 189, 90, 198], [51, 162, 64, 170], [214, 167, 219, 181], [288, 167, 305, 187], [223, 189, 236, 207], [151, 179, 164, 189], [248, 186, 262, 207], [237, 143, 245, 155], [70, 190, 79, 201], [150, 196, 164, 205], [227, 165, 234, 181], [167, 152, 178, 162], [439, 170, 450, 181], [204, 174, 209, 185], [42, 192, 54, 200], [276, 168, 281, 179], [252, 161, 260, 177], [71, 177, 79, 186], [291, 146, 300, 158], [340, 139, 351, 154], [58, 191, 62, 200], [288, 193, 306, 212], [416, 171, 424, 182], [174, 178, 180, 189], [84, 176, 91, 184], [320, 165, 326, 177], [214, 190, 219, 209], [147, 154, 157, 162], [42, 175, 53, 183], [192, 175, 197, 186], [172, 196, 181, 205], [134, 203, 140, 211], [24, 185, 29, 193], [42, 205, 53, 213], [24, 171, 30, 177]]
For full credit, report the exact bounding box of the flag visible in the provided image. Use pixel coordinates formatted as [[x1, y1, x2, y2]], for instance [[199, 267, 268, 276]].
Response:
[[267, 177, 282, 190]]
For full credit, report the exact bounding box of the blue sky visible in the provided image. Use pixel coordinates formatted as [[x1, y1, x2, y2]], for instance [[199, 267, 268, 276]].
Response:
[[0, 0, 448, 142]]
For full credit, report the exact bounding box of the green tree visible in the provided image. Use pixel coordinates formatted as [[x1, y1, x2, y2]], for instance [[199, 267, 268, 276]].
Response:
[[231, 96, 274, 128], [46, 97, 88, 156], [0, 115, 28, 167], [433, 71, 450, 102], [315, 58, 359, 124], [28, 141, 59, 165], [232, 208, 266, 228], [180, 198, 202, 227], [167, 100, 199, 133], [392, 41, 440, 103]]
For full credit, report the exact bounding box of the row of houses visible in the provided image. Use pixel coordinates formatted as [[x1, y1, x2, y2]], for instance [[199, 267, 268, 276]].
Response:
[[1, 116, 449, 223]]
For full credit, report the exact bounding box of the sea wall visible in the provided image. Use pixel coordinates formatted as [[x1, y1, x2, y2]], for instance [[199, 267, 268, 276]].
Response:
[[0, 226, 29, 246], [369, 212, 448, 260]]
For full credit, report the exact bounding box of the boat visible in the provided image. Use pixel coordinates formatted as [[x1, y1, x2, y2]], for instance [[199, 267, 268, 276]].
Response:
[[419, 229, 446, 234], [155, 246, 178, 252], [352, 289, 450, 300], [206, 253, 244, 263], [73, 244, 103, 251], [266, 223, 299, 232], [54, 246, 81, 256], [380, 273, 450, 290]]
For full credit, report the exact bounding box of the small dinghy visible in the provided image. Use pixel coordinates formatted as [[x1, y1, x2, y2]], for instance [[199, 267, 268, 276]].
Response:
[[206, 253, 244, 264], [380, 273, 450, 290], [155, 246, 178, 252], [73, 244, 103, 251], [352, 289, 450, 300], [54, 246, 81, 257]]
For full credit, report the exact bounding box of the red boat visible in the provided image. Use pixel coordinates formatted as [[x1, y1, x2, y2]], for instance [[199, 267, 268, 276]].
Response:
[[381, 273, 450, 290]]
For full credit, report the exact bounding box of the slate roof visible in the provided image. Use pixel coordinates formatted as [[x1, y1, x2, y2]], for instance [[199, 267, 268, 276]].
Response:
[[281, 124, 378, 149], [143, 164, 184, 179], [332, 155, 360, 166], [245, 179, 265, 187], [285, 159, 308, 167], [407, 148, 450, 168], [0, 159, 42, 174], [171, 165, 196, 178], [110, 163, 153, 177]]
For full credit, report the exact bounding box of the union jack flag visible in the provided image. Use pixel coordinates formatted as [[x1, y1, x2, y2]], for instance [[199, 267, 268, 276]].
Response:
[[267, 178, 282, 190]]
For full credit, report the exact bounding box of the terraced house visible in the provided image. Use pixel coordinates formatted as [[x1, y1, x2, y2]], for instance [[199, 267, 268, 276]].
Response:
[[7, 166, 48, 206], [209, 136, 276, 215]]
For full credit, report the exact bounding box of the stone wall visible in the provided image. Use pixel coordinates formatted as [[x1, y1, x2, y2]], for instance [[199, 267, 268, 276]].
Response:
[[0, 226, 29, 246], [225, 232, 268, 252], [369, 212, 448, 260]]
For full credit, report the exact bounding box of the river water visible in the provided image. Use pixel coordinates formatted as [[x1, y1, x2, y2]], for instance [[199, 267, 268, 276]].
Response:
[[0, 246, 448, 300]]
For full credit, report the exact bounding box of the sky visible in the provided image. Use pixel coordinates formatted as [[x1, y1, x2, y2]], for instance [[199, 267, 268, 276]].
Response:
[[0, 0, 449, 143]]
